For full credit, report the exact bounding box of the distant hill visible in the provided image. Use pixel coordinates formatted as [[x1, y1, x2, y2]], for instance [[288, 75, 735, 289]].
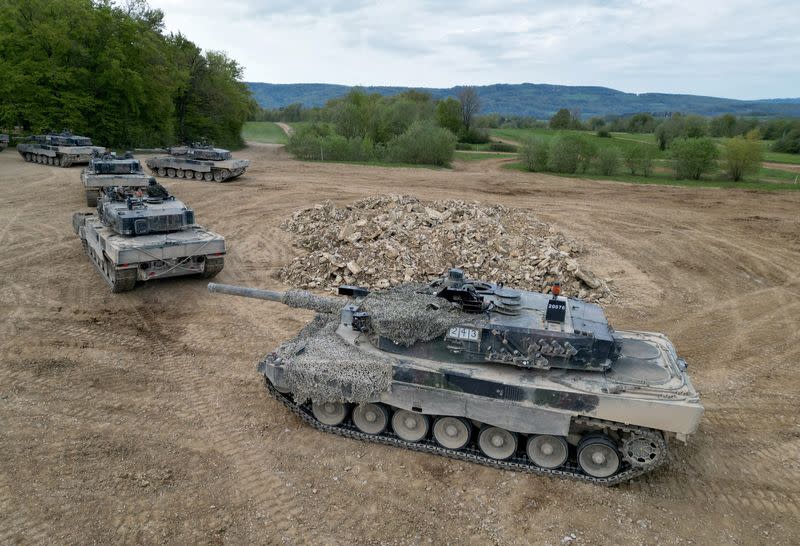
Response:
[[247, 82, 800, 119]]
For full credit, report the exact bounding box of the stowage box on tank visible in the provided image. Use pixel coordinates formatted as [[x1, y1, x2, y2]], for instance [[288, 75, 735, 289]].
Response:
[[208, 269, 704, 485], [18, 131, 105, 167], [146, 143, 249, 182], [73, 181, 225, 292], [81, 152, 153, 206]]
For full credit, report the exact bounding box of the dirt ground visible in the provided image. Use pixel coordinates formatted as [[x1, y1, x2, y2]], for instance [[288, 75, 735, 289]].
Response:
[[1, 144, 799, 545]]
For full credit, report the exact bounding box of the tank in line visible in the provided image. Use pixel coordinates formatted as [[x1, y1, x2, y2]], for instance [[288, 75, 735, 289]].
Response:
[[17, 131, 105, 167], [146, 142, 249, 182], [81, 151, 153, 206]]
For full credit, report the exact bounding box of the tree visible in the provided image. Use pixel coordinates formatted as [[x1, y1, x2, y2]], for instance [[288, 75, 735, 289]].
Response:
[[623, 144, 655, 176], [549, 108, 572, 130], [724, 136, 762, 181], [671, 138, 719, 180], [436, 97, 463, 136], [597, 147, 620, 176], [519, 137, 549, 172], [457, 87, 480, 132], [548, 134, 595, 173], [654, 116, 685, 150], [683, 115, 708, 138]]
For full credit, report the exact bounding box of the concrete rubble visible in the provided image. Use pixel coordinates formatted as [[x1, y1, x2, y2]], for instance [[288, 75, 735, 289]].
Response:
[[278, 195, 610, 302]]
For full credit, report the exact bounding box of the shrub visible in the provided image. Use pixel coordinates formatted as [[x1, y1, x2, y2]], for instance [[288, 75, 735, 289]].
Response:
[[596, 129, 611, 138], [386, 120, 456, 166], [671, 138, 719, 180], [286, 123, 329, 160], [548, 134, 596, 174], [772, 128, 800, 154], [623, 144, 655, 176], [724, 136, 762, 181], [597, 147, 620, 175], [488, 142, 517, 152], [459, 127, 490, 144], [518, 137, 550, 172], [455, 142, 477, 151]]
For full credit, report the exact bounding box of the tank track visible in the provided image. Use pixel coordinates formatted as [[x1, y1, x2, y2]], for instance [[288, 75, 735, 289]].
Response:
[[148, 165, 246, 182], [201, 257, 225, 278], [261, 379, 668, 486]]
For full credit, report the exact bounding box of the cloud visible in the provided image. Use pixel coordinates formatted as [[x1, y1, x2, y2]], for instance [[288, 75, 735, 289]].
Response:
[[148, 0, 800, 99]]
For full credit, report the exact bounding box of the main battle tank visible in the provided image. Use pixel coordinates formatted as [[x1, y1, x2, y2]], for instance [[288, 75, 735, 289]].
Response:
[[208, 269, 704, 485], [146, 143, 249, 182], [72, 181, 226, 292], [81, 151, 153, 206], [17, 131, 105, 167], [0, 134, 8, 152]]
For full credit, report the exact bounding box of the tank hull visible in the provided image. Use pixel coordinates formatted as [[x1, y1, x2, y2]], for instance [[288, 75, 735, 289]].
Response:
[[145, 156, 249, 182], [73, 213, 226, 291], [18, 143, 105, 167], [258, 323, 702, 484]]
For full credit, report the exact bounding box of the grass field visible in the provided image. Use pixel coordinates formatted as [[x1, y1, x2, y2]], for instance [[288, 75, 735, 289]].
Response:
[[242, 121, 289, 144], [454, 151, 516, 161], [490, 127, 667, 158]]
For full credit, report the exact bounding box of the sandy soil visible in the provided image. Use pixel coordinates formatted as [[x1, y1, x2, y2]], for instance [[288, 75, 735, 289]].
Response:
[[1, 144, 799, 545]]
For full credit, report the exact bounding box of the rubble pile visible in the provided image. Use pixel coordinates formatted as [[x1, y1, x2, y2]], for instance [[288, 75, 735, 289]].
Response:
[[278, 195, 611, 301]]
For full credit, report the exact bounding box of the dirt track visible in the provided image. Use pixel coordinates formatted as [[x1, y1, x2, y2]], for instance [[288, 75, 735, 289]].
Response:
[[1, 144, 799, 544]]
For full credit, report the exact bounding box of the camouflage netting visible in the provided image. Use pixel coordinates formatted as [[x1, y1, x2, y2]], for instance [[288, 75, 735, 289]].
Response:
[[359, 283, 479, 346], [278, 195, 611, 302], [272, 314, 393, 404], [281, 289, 343, 314]]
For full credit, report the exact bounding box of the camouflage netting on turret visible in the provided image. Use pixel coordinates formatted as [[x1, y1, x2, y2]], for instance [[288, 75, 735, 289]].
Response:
[[359, 283, 479, 346], [281, 290, 343, 314], [271, 314, 393, 404]]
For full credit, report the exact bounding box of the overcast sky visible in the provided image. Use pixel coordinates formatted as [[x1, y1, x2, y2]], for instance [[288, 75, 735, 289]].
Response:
[[148, 0, 800, 100]]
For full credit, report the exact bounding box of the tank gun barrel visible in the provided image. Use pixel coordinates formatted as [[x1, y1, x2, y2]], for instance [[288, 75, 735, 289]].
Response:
[[207, 283, 344, 314]]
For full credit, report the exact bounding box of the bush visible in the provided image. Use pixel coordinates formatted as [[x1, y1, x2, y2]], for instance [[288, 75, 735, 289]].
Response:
[[596, 129, 611, 138], [548, 134, 595, 173], [519, 137, 550, 172], [459, 127, 490, 144], [597, 147, 620, 175], [772, 128, 800, 154], [488, 142, 518, 152], [724, 137, 762, 181], [671, 138, 719, 180], [623, 144, 655, 176], [386, 121, 456, 166], [455, 142, 477, 151]]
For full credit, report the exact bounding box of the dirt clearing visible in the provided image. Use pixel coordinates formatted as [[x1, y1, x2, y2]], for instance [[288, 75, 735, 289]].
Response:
[[1, 144, 799, 544]]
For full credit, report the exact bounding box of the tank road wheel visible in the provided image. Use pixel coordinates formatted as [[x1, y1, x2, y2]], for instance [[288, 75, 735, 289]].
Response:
[[203, 172, 213, 182], [577, 435, 621, 478], [212, 170, 224, 182], [527, 435, 569, 469], [85, 190, 98, 207], [176, 169, 184, 178], [194, 171, 204, 180], [312, 401, 348, 426], [391, 410, 429, 442], [25, 152, 32, 161], [353, 403, 389, 435], [158, 167, 167, 177], [433, 417, 471, 450], [184, 170, 194, 179], [167, 168, 176, 178], [478, 426, 518, 460], [55, 156, 62, 166]]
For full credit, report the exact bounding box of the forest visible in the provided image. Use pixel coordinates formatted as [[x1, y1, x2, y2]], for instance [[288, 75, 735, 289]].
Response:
[[0, 0, 255, 148]]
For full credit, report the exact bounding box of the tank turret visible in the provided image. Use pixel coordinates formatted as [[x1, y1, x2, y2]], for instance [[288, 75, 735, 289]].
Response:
[[81, 151, 152, 206], [207, 269, 703, 484], [97, 182, 195, 236]]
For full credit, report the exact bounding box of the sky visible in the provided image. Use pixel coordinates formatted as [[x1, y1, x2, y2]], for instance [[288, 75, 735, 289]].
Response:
[[148, 0, 800, 100]]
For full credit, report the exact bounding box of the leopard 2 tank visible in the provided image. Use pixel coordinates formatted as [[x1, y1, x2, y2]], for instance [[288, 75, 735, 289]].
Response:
[[81, 151, 152, 206], [146, 142, 249, 182], [18, 131, 105, 167], [72, 180, 225, 292], [207, 268, 704, 485]]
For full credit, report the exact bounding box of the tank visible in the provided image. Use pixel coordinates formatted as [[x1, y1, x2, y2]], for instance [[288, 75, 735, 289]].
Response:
[[145, 142, 249, 182], [0, 134, 8, 152], [72, 181, 226, 292], [17, 131, 105, 167], [207, 269, 703, 485], [81, 151, 153, 206]]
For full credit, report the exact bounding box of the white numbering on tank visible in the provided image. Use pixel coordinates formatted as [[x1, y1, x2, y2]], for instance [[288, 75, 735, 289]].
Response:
[[446, 327, 480, 342]]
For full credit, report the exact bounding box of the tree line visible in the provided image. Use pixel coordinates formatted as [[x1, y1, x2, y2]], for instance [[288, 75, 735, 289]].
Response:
[[278, 87, 486, 166], [0, 0, 255, 148]]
